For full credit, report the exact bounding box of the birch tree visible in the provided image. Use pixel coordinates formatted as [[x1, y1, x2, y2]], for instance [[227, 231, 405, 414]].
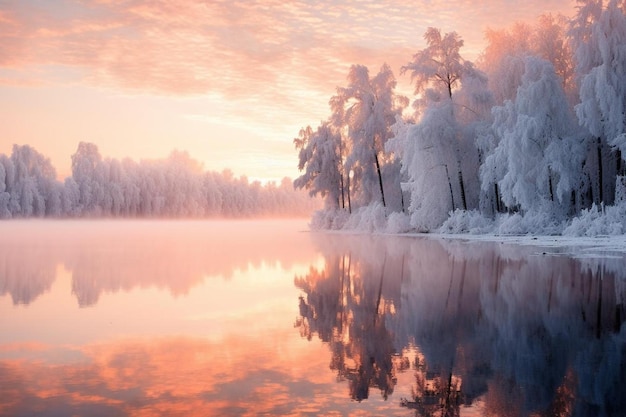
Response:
[[332, 64, 405, 210], [396, 28, 488, 230], [294, 122, 346, 210], [402, 28, 483, 212]]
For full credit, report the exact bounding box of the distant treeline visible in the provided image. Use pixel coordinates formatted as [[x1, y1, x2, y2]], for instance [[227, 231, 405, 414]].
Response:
[[0, 142, 318, 218]]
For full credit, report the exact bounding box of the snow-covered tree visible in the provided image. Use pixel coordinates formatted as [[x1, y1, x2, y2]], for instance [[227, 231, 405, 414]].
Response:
[[481, 57, 584, 216], [0, 155, 13, 218], [8, 145, 60, 217], [403, 28, 472, 102], [571, 0, 626, 205], [294, 123, 346, 210], [71, 141, 105, 215], [398, 104, 459, 230], [396, 28, 488, 230], [332, 64, 406, 210]]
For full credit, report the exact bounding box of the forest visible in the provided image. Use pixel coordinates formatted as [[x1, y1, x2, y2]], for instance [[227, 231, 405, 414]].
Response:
[[294, 0, 626, 236], [0, 142, 318, 218]]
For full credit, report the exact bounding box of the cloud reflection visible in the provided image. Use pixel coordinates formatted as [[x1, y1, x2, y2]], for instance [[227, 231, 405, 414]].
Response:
[[0, 331, 403, 416]]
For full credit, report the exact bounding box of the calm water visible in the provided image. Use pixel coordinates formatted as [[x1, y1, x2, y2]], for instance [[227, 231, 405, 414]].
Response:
[[1, 220, 625, 417]]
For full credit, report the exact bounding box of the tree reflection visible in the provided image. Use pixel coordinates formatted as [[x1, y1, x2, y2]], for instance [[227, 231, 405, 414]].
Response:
[[0, 220, 314, 307], [400, 352, 463, 417], [296, 233, 626, 416], [295, 243, 403, 401]]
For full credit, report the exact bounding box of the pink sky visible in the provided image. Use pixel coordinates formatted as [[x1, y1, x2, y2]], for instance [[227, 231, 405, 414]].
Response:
[[0, 0, 576, 182]]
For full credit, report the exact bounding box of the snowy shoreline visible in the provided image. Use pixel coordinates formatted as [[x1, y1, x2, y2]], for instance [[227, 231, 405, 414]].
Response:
[[311, 217, 626, 259], [322, 229, 626, 257], [423, 232, 626, 258]]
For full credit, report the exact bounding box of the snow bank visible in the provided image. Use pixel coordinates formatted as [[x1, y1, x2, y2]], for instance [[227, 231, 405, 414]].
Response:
[[310, 200, 626, 248]]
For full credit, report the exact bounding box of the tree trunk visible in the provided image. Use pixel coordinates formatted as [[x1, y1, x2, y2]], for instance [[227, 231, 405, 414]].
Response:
[[494, 183, 501, 213], [617, 149, 624, 176], [596, 266, 603, 339], [339, 138, 346, 210], [598, 137, 604, 205], [374, 152, 386, 208], [347, 173, 352, 214], [548, 169, 554, 202], [444, 165, 455, 211], [340, 172, 346, 210], [457, 163, 467, 211]]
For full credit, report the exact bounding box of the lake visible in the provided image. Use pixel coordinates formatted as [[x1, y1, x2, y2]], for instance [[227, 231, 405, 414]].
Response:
[[1, 220, 625, 416]]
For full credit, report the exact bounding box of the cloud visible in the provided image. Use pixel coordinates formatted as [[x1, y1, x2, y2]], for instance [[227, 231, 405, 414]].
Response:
[[0, 0, 576, 137]]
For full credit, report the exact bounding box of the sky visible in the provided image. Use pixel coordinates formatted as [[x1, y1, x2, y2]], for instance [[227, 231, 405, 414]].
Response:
[[0, 0, 577, 182]]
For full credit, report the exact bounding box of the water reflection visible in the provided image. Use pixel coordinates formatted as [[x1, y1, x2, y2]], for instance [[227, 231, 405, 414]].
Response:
[[0, 220, 312, 306], [295, 233, 626, 416]]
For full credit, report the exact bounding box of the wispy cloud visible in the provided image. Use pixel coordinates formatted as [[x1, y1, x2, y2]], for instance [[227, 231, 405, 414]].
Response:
[[1, 0, 576, 97]]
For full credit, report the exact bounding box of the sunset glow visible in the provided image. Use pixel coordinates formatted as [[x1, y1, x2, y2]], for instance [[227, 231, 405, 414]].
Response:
[[1, 0, 575, 181]]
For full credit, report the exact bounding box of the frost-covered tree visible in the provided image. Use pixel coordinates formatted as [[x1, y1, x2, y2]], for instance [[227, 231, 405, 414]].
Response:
[[402, 28, 485, 212], [71, 141, 105, 215], [402, 28, 468, 101], [294, 122, 346, 210], [571, 0, 626, 205], [8, 145, 61, 217], [481, 57, 584, 216], [332, 64, 406, 210], [396, 104, 459, 230], [0, 155, 13, 218], [395, 28, 488, 230]]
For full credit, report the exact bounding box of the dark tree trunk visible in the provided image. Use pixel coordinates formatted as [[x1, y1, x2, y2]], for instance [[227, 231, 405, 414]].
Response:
[[374, 152, 386, 208], [598, 137, 604, 205], [457, 164, 467, 211], [347, 173, 352, 214], [548, 169, 554, 202], [494, 183, 501, 213], [445, 165, 455, 211], [340, 172, 346, 210]]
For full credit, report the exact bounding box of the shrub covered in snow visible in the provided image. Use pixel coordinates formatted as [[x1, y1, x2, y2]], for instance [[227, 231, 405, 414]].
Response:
[[385, 211, 412, 234], [563, 204, 626, 237], [439, 209, 493, 234]]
